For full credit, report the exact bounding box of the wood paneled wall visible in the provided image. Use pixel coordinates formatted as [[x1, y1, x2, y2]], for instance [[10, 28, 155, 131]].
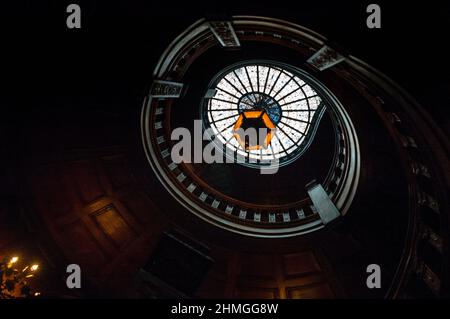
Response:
[[25, 146, 341, 298]]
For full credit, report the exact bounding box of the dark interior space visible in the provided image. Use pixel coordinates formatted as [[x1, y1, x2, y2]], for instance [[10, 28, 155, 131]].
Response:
[[0, 0, 448, 301]]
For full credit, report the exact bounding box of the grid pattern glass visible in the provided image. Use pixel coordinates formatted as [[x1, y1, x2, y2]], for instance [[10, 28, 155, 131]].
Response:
[[206, 64, 323, 162]]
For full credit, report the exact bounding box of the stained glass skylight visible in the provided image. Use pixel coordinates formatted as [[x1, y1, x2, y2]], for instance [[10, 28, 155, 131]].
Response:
[[203, 62, 326, 167]]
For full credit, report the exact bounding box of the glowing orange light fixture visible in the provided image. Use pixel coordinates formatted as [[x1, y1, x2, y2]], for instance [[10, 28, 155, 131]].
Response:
[[232, 110, 276, 151]]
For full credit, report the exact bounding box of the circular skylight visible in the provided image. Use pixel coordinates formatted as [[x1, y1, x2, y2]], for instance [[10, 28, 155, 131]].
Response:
[[202, 61, 326, 167]]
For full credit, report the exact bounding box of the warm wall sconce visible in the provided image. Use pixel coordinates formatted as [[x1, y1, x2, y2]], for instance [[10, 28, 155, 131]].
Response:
[[0, 255, 41, 299]]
